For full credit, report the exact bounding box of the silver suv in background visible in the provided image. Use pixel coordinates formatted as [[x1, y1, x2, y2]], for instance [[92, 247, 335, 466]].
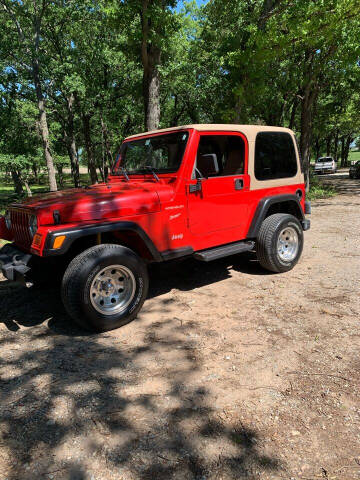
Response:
[[314, 156, 337, 174]]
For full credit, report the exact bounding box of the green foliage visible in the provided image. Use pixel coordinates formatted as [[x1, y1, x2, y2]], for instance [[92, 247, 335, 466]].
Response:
[[0, 154, 33, 171], [307, 175, 336, 200], [0, 0, 360, 193], [0, 172, 90, 214], [349, 151, 360, 162]]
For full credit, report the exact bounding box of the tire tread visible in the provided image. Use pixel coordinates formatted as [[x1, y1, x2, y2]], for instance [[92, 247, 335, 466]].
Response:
[[61, 244, 146, 331], [256, 213, 303, 273]]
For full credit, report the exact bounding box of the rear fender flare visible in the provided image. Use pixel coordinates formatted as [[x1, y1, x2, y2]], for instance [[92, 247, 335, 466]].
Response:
[[247, 194, 304, 239]]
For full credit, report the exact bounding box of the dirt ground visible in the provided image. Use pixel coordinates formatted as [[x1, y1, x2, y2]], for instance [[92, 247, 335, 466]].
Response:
[[1, 173, 359, 480]]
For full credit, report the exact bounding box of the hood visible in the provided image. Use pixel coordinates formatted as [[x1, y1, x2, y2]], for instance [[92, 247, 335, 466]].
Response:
[[10, 181, 165, 225]]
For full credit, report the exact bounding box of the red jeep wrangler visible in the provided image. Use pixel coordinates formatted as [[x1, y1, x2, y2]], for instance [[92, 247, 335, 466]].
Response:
[[0, 125, 310, 332]]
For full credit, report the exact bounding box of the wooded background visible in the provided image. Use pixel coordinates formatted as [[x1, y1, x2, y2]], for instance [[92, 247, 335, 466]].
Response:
[[1, 0, 360, 194]]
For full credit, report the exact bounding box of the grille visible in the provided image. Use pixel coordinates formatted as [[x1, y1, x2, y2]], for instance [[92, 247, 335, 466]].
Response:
[[9, 210, 33, 248]]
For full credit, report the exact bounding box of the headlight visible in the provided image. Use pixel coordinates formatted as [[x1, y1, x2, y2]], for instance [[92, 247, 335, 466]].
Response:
[[5, 210, 11, 230], [29, 215, 38, 237]]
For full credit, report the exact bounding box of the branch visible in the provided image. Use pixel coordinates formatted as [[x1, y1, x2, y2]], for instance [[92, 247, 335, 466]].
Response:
[[1, 0, 32, 56], [5, 49, 32, 71]]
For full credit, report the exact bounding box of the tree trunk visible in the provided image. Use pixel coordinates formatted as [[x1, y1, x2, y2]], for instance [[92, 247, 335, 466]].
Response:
[[33, 63, 57, 192], [11, 169, 23, 195], [2, 2, 57, 191], [343, 135, 352, 167], [66, 135, 80, 187], [82, 114, 98, 184], [24, 179, 32, 196], [333, 130, 339, 161], [140, 0, 161, 131], [288, 97, 298, 130], [10, 169, 32, 196], [32, 164, 39, 183], [57, 164, 64, 188], [340, 136, 346, 167], [100, 113, 112, 179], [143, 63, 161, 131], [314, 137, 320, 160], [326, 136, 331, 156], [66, 93, 80, 188], [299, 85, 317, 190], [98, 160, 106, 183]]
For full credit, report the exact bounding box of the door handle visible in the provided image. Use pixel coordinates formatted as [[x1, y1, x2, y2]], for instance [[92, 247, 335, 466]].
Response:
[[234, 178, 244, 190]]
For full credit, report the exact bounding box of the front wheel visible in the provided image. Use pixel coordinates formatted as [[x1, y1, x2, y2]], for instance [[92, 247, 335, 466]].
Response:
[[256, 214, 304, 273], [61, 244, 148, 332]]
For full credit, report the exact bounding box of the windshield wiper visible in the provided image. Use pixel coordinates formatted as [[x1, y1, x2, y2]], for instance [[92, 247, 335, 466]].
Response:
[[119, 166, 130, 181], [144, 166, 160, 182]]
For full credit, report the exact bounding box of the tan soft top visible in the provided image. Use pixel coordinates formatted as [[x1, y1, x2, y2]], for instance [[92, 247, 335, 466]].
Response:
[[125, 124, 303, 190], [125, 124, 295, 142]]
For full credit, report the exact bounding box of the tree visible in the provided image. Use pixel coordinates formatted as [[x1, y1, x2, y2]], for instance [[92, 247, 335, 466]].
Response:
[[1, 0, 58, 191], [114, 0, 179, 131], [1, 0, 360, 196], [0, 66, 43, 194], [198, 0, 360, 187]]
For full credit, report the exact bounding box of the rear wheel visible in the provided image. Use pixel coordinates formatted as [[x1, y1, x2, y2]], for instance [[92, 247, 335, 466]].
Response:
[[256, 213, 304, 273], [61, 244, 148, 332]]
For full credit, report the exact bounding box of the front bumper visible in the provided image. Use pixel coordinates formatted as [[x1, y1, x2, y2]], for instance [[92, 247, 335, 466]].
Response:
[[315, 169, 335, 174], [0, 243, 32, 282]]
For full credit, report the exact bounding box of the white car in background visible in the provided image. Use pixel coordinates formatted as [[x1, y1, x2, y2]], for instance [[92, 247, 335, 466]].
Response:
[[314, 156, 337, 174]]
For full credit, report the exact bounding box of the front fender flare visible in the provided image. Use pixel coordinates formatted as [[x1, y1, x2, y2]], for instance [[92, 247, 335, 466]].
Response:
[[43, 221, 162, 261]]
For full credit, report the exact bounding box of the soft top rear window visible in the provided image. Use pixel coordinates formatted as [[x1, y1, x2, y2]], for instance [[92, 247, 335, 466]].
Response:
[[255, 132, 298, 181]]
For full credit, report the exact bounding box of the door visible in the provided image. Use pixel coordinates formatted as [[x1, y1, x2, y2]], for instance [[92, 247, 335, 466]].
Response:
[[187, 132, 250, 238]]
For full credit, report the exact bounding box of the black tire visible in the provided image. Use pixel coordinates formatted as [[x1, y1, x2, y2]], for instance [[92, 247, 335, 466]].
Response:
[[61, 244, 148, 332], [256, 213, 304, 273]]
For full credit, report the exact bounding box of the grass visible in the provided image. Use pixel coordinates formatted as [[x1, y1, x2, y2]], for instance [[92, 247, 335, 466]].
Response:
[[308, 174, 336, 200], [0, 182, 49, 214], [0, 173, 90, 214], [349, 150, 360, 162]]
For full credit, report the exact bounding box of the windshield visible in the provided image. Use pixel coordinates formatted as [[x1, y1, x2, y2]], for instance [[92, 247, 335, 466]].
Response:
[[316, 157, 332, 162], [112, 131, 189, 175]]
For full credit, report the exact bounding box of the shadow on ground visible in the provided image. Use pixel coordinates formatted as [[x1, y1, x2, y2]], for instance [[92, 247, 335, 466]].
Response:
[[0, 255, 280, 479], [0, 254, 268, 332], [316, 172, 360, 196]]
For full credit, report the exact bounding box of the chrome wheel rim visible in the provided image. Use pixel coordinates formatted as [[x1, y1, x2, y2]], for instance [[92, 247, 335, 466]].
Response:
[[90, 265, 136, 315], [277, 226, 299, 262]]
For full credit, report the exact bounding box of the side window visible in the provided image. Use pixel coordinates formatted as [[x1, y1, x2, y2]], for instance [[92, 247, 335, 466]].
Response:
[[195, 135, 245, 178], [255, 132, 297, 181]]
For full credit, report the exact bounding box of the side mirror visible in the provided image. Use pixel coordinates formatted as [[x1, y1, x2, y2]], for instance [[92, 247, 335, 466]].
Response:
[[189, 178, 203, 193]]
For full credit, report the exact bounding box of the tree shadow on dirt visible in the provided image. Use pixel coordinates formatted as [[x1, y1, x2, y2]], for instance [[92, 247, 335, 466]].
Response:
[[0, 271, 281, 479], [148, 254, 271, 298], [317, 173, 360, 196]]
